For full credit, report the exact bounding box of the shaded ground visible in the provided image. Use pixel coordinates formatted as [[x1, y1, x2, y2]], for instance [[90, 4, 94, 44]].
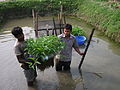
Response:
[[0, 17, 120, 90]]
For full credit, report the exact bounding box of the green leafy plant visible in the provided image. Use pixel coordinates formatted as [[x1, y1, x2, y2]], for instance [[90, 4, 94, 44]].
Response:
[[24, 35, 65, 70], [72, 26, 86, 36]]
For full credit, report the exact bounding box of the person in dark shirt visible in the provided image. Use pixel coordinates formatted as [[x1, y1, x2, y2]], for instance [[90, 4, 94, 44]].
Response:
[[11, 26, 37, 86]]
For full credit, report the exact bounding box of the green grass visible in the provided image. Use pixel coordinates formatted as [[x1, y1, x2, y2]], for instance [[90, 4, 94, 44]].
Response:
[[77, 0, 120, 42]]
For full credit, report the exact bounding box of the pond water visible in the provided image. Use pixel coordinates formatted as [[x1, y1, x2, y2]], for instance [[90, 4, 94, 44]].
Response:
[[0, 17, 120, 90]]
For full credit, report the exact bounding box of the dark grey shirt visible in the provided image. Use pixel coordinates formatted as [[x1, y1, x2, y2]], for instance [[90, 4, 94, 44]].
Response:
[[14, 40, 25, 56], [58, 34, 79, 62], [14, 40, 26, 64]]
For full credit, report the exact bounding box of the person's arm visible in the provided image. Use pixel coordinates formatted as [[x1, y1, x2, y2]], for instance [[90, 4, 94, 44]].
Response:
[[74, 48, 84, 55], [16, 55, 27, 63], [17, 54, 32, 70], [73, 37, 84, 55], [14, 43, 27, 63]]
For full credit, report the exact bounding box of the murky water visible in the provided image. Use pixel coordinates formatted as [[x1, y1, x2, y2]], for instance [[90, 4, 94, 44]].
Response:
[[0, 17, 120, 90]]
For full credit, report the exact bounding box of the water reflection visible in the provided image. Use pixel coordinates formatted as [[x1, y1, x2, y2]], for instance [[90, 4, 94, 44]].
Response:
[[56, 69, 89, 90], [79, 69, 87, 90], [0, 17, 120, 90], [56, 71, 76, 90]]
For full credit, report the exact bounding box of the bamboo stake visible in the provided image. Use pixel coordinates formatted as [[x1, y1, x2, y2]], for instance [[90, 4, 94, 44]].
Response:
[[60, 5, 63, 20], [53, 17, 57, 36], [59, 5, 63, 34], [35, 12, 39, 38], [46, 24, 49, 36], [63, 15, 66, 24], [32, 9, 36, 37], [32, 9, 38, 38], [58, 13, 60, 22], [52, 28, 54, 35], [78, 28, 95, 69], [63, 15, 66, 32], [59, 18, 62, 34]]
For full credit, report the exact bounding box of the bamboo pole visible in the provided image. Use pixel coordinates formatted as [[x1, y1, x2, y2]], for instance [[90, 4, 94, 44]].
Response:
[[46, 24, 49, 36], [78, 28, 95, 69], [32, 9, 38, 38], [32, 9, 36, 37], [59, 5, 63, 34], [52, 28, 54, 35], [59, 18, 62, 34], [58, 13, 60, 22], [60, 5, 63, 20], [63, 15, 66, 24], [35, 12, 39, 38], [53, 17, 57, 36]]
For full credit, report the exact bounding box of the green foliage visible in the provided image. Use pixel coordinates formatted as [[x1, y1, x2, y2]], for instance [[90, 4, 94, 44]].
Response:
[[0, 0, 79, 27], [107, 2, 120, 9], [77, 0, 120, 42], [24, 35, 65, 68], [1, 0, 120, 42], [93, 0, 108, 1], [72, 26, 86, 36]]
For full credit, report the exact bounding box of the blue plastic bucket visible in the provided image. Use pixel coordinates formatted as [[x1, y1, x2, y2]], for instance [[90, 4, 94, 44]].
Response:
[[75, 36, 86, 45]]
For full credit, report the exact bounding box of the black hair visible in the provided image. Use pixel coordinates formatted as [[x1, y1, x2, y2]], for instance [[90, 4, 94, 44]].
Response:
[[11, 26, 23, 38], [64, 24, 72, 31]]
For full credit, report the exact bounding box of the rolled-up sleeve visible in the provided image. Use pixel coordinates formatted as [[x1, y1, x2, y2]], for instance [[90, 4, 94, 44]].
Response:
[[14, 45, 22, 55], [73, 38, 79, 48]]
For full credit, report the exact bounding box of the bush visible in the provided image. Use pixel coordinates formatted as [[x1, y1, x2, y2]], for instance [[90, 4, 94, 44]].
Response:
[[72, 26, 86, 36]]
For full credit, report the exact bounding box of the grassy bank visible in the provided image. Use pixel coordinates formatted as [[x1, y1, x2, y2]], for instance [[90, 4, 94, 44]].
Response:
[[76, 0, 120, 43]]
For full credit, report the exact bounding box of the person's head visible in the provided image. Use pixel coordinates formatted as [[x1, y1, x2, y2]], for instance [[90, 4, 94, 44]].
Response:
[[64, 24, 72, 37], [11, 26, 24, 41]]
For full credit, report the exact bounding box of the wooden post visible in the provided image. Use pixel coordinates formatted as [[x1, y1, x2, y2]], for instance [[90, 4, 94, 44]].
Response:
[[35, 12, 39, 38], [60, 5, 63, 20], [78, 69, 86, 89], [32, 9, 38, 38], [53, 17, 57, 36], [32, 9, 36, 37], [58, 13, 60, 22], [59, 19, 62, 34], [46, 24, 49, 36], [78, 28, 95, 69], [52, 28, 54, 35], [63, 15, 66, 24], [59, 5, 63, 34], [62, 14, 66, 33]]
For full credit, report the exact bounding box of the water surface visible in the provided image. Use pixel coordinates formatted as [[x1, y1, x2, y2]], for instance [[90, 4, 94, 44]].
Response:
[[0, 17, 120, 90]]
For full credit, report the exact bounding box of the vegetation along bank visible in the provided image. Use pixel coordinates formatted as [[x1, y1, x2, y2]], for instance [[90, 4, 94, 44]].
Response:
[[76, 0, 120, 43], [0, 0, 120, 43]]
